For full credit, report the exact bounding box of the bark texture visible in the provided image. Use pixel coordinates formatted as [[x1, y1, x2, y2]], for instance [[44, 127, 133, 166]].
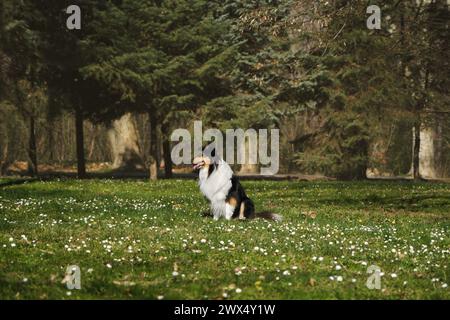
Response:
[[108, 113, 144, 171], [75, 108, 86, 178]]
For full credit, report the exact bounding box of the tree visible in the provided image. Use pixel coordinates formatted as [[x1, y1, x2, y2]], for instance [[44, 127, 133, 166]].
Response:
[[407, 0, 449, 179], [81, 0, 234, 179], [14, 80, 47, 175], [202, 0, 309, 173], [0, 0, 47, 176], [27, 0, 117, 178], [290, 2, 412, 179]]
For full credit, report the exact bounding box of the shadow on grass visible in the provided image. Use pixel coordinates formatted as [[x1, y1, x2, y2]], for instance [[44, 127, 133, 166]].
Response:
[[305, 194, 450, 211], [0, 178, 38, 188], [284, 180, 450, 212], [0, 181, 94, 200]]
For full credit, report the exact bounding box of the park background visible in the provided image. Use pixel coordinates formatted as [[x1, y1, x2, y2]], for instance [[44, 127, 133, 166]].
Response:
[[0, 0, 449, 300], [0, 0, 449, 181]]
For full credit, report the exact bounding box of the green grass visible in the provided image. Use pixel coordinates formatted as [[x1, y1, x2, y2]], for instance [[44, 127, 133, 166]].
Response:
[[0, 179, 449, 300], [0, 177, 29, 185]]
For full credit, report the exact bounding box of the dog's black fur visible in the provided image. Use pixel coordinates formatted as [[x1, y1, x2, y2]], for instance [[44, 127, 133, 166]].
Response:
[[203, 147, 255, 218], [196, 145, 281, 221], [226, 176, 256, 219]]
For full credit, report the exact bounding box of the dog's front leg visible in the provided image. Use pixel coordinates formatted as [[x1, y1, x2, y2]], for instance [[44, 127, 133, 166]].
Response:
[[212, 208, 221, 220], [225, 197, 238, 220], [225, 203, 235, 220], [211, 202, 223, 220], [239, 202, 246, 220]]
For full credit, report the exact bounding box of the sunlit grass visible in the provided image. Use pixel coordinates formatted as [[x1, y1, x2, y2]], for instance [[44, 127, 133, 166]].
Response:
[[0, 179, 449, 299]]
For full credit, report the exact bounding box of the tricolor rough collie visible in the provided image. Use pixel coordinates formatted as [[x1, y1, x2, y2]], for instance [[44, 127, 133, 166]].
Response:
[[193, 146, 282, 221]]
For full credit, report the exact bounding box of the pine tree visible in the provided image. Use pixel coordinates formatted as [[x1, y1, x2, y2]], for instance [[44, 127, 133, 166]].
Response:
[[0, 0, 47, 176], [80, 0, 233, 179], [293, 2, 413, 179], [25, 0, 105, 178]]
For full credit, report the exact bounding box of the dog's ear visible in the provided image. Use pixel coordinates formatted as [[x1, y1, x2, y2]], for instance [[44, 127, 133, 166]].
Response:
[[202, 143, 217, 160]]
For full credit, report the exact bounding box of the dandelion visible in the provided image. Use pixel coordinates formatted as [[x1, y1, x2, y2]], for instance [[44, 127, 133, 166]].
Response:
[[337, 276, 343, 282], [157, 295, 164, 300], [335, 265, 342, 271], [442, 283, 448, 288], [172, 271, 179, 277], [390, 273, 397, 278], [235, 288, 242, 293], [106, 263, 112, 269]]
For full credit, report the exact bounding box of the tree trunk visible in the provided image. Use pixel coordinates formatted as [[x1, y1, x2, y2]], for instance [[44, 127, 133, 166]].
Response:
[[148, 111, 158, 180], [162, 128, 173, 178], [0, 138, 8, 175], [419, 126, 437, 179], [107, 113, 143, 171], [355, 161, 368, 180], [47, 118, 56, 162], [157, 124, 162, 170], [412, 63, 429, 181], [434, 119, 444, 177], [238, 138, 259, 174], [88, 127, 97, 160], [75, 108, 86, 178], [27, 116, 38, 176], [412, 122, 421, 180]]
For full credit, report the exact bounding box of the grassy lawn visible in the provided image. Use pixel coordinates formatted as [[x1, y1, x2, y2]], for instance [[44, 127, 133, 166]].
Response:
[[0, 179, 449, 300], [0, 177, 29, 185]]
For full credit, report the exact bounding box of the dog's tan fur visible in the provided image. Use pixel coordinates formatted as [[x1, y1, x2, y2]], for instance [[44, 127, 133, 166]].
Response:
[[194, 153, 282, 222], [239, 202, 246, 220], [228, 197, 237, 207]]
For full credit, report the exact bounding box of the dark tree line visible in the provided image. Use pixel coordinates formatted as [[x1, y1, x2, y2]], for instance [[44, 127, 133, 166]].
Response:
[[0, 0, 449, 180]]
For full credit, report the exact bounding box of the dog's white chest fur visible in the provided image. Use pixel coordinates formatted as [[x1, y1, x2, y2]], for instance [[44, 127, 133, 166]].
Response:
[[198, 160, 235, 220]]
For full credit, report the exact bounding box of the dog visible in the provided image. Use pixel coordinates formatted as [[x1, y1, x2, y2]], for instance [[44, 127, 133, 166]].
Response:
[[192, 146, 282, 221]]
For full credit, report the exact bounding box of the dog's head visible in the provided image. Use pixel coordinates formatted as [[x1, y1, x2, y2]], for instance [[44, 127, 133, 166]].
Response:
[[192, 144, 217, 171], [192, 156, 211, 170]]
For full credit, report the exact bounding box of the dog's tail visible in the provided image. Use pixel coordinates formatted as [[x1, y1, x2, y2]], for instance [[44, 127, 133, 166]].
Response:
[[255, 211, 283, 222]]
